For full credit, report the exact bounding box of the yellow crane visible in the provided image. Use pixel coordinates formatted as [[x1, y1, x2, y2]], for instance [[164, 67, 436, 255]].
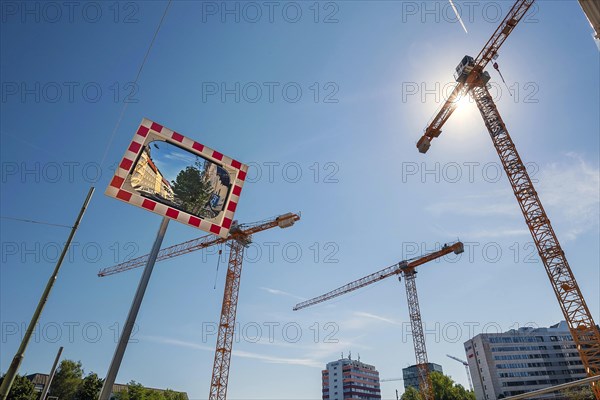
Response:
[[294, 241, 464, 400], [416, 0, 600, 398], [99, 212, 300, 400]]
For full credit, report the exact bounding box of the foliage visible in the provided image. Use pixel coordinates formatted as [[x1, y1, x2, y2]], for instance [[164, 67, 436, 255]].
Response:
[[170, 160, 214, 217], [401, 385, 421, 400], [401, 372, 475, 400], [50, 360, 84, 400], [430, 372, 475, 400], [1, 360, 185, 400], [0, 374, 36, 400], [162, 389, 187, 400], [561, 385, 595, 400], [114, 381, 186, 400], [74, 373, 104, 400]]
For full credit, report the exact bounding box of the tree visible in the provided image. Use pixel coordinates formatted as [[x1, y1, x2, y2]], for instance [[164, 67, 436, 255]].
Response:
[[163, 390, 187, 400], [401, 372, 475, 400], [114, 382, 176, 400], [115, 381, 147, 400], [0, 374, 36, 400], [49, 360, 84, 400], [74, 373, 103, 400], [401, 386, 421, 400], [170, 161, 214, 218]]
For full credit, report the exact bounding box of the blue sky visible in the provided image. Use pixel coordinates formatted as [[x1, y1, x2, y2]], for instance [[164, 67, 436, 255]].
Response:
[[151, 141, 203, 183], [1, 1, 598, 399]]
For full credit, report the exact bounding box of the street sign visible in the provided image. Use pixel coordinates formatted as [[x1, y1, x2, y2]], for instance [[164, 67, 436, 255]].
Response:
[[106, 118, 248, 238]]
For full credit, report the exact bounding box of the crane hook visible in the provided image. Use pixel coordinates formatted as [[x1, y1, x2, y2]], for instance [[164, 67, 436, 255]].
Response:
[[213, 247, 223, 289], [493, 62, 512, 97]]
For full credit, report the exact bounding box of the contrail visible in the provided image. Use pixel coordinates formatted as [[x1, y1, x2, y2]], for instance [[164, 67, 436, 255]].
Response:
[[449, 0, 468, 34]]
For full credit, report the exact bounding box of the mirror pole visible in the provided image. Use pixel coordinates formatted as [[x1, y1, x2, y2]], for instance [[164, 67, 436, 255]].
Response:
[[98, 216, 170, 400]]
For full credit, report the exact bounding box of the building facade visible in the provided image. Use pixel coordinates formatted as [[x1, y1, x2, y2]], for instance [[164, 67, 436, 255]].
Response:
[[402, 363, 443, 390], [130, 147, 174, 201], [464, 321, 588, 399], [322, 356, 381, 400]]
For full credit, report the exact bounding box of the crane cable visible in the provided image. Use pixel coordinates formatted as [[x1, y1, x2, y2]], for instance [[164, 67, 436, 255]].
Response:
[[213, 245, 223, 289], [99, 0, 173, 167], [493, 61, 512, 97], [0, 216, 73, 229]]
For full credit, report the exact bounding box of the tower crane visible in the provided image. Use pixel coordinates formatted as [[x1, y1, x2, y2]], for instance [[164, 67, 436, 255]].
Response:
[[446, 354, 473, 391], [294, 241, 465, 400], [415, 0, 600, 398], [98, 212, 300, 400]]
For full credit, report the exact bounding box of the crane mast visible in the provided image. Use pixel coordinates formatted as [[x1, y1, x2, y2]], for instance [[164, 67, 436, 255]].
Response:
[[207, 217, 303, 400], [294, 241, 464, 400], [471, 81, 600, 394], [98, 213, 300, 400], [404, 270, 434, 400], [209, 239, 245, 400], [416, 0, 600, 397]]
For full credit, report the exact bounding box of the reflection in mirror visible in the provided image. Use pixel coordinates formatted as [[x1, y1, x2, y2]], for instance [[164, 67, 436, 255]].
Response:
[[128, 140, 233, 221]]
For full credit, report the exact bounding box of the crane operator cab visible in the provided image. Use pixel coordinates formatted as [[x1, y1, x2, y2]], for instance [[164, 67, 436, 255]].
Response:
[[454, 55, 492, 86], [454, 55, 475, 83]]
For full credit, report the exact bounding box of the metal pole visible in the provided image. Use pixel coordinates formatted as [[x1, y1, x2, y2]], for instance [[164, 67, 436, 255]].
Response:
[[502, 375, 600, 400], [0, 187, 95, 400], [39, 346, 64, 400], [98, 217, 170, 400]]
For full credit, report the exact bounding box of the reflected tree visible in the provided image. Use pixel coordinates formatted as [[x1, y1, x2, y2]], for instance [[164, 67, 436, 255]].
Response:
[[170, 159, 215, 218]]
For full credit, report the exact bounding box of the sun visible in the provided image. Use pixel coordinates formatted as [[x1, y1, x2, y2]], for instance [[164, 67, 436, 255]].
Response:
[[452, 91, 477, 121]]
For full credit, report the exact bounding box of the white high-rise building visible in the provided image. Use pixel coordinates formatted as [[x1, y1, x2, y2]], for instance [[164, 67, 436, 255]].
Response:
[[464, 321, 587, 399], [322, 355, 381, 400]]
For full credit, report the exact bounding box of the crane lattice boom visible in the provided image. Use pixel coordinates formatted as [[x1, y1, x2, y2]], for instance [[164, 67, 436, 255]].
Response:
[[293, 242, 463, 311], [420, 0, 535, 145], [98, 213, 300, 277], [446, 354, 467, 365]]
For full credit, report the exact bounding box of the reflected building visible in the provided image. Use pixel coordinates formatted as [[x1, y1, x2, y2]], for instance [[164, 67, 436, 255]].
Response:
[[131, 147, 175, 201], [202, 159, 231, 213]]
